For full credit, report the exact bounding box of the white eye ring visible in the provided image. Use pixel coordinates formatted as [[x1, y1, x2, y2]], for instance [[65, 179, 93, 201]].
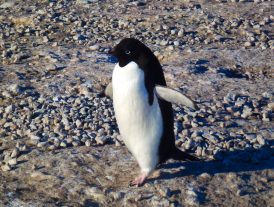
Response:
[[125, 50, 131, 55]]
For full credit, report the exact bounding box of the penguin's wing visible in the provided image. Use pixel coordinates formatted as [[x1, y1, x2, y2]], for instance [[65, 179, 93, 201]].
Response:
[[155, 85, 198, 110], [104, 82, 113, 99], [104, 82, 198, 110]]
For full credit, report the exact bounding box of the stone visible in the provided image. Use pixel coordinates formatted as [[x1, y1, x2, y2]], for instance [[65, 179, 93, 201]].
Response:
[[46, 64, 57, 71], [158, 187, 171, 197], [30, 171, 56, 181], [256, 135, 266, 145], [8, 158, 17, 166], [241, 106, 253, 119], [85, 187, 105, 200], [95, 136, 109, 145], [0, 2, 15, 8], [267, 103, 274, 110], [185, 187, 199, 206], [85, 140, 92, 147], [89, 44, 100, 51], [1, 164, 12, 172], [199, 173, 211, 180], [11, 148, 20, 158], [111, 191, 124, 200]]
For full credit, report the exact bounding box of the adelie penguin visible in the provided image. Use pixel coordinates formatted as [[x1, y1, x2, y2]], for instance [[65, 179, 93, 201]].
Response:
[[108, 38, 199, 186]]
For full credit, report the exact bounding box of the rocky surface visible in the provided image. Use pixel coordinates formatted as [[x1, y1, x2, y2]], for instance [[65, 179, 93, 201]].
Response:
[[0, 0, 273, 206]]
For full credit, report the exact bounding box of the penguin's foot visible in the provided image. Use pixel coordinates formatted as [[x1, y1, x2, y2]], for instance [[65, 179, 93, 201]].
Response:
[[129, 172, 148, 187]]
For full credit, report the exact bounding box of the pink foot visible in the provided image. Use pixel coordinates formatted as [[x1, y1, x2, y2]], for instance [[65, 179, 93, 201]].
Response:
[[129, 172, 148, 187]]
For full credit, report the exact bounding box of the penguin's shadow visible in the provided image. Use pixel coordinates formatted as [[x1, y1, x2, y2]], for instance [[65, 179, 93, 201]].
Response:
[[152, 145, 274, 181], [217, 67, 245, 79], [191, 59, 209, 74]]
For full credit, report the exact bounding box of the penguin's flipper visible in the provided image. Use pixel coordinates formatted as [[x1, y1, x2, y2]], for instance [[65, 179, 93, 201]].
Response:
[[155, 85, 198, 110], [104, 82, 113, 98]]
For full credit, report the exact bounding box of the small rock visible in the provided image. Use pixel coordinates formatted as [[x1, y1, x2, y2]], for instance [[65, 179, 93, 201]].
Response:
[[160, 40, 168, 46], [236, 189, 246, 196], [75, 119, 82, 127], [111, 191, 124, 200], [185, 187, 199, 206], [241, 106, 253, 118], [30, 171, 56, 181], [60, 142, 67, 148], [8, 84, 20, 94], [158, 187, 171, 197], [85, 187, 105, 200], [256, 135, 266, 145], [267, 103, 274, 111], [1, 164, 12, 172], [262, 92, 272, 99], [46, 64, 57, 71], [72, 141, 80, 147], [48, 145, 56, 150], [85, 140, 91, 147], [8, 158, 17, 166], [5, 105, 14, 114], [244, 41, 252, 47], [199, 173, 211, 180], [178, 28, 185, 37], [95, 136, 109, 145], [115, 139, 121, 147], [0, 1, 15, 8], [89, 44, 100, 51], [11, 148, 20, 158]]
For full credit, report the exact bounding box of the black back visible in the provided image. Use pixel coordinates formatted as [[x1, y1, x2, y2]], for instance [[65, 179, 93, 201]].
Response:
[[110, 38, 176, 163]]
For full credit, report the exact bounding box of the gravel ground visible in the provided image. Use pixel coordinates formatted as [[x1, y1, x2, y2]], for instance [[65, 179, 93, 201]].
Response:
[[0, 0, 273, 206]]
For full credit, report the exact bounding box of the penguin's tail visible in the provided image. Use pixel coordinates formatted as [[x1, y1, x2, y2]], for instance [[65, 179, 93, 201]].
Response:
[[171, 147, 200, 161]]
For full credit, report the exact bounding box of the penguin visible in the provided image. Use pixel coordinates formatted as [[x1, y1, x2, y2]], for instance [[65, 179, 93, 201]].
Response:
[[109, 38, 199, 186]]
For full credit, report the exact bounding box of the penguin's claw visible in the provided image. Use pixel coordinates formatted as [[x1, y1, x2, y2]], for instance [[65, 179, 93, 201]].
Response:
[[129, 172, 148, 187]]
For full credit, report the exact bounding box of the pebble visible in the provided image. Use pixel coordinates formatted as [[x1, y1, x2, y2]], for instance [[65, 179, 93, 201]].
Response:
[[0, 1, 15, 8], [84, 139, 91, 146], [89, 44, 100, 51], [1, 164, 12, 172], [241, 106, 253, 119], [30, 171, 56, 181], [5, 105, 14, 114], [110, 191, 124, 200], [8, 158, 17, 166], [256, 135, 266, 146], [11, 147, 20, 158], [185, 187, 200, 206], [236, 189, 246, 196], [158, 187, 172, 197], [46, 64, 57, 71], [85, 187, 105, 200], [95, 136, 109, 145], [267, 103, 274, 111], [244, 42, 253, 48], [199, 172, 211, 180]]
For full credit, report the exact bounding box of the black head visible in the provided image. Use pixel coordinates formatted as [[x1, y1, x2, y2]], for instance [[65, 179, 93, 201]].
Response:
[[110, 38, 167, 105], [109, 38, 155, 68]]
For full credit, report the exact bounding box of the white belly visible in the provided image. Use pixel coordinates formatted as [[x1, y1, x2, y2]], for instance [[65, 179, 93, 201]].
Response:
[[112, 62, 163, 173]]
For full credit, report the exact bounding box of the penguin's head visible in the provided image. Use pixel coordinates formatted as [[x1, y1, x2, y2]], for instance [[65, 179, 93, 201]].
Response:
[[109, 38, 154, 68]]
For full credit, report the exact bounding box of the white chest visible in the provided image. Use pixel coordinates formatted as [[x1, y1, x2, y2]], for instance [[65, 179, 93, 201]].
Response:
[[112, 62, 163, 172]]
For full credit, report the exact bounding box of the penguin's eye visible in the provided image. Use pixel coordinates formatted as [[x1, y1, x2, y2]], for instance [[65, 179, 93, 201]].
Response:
[[125, 50, 131, 55]]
